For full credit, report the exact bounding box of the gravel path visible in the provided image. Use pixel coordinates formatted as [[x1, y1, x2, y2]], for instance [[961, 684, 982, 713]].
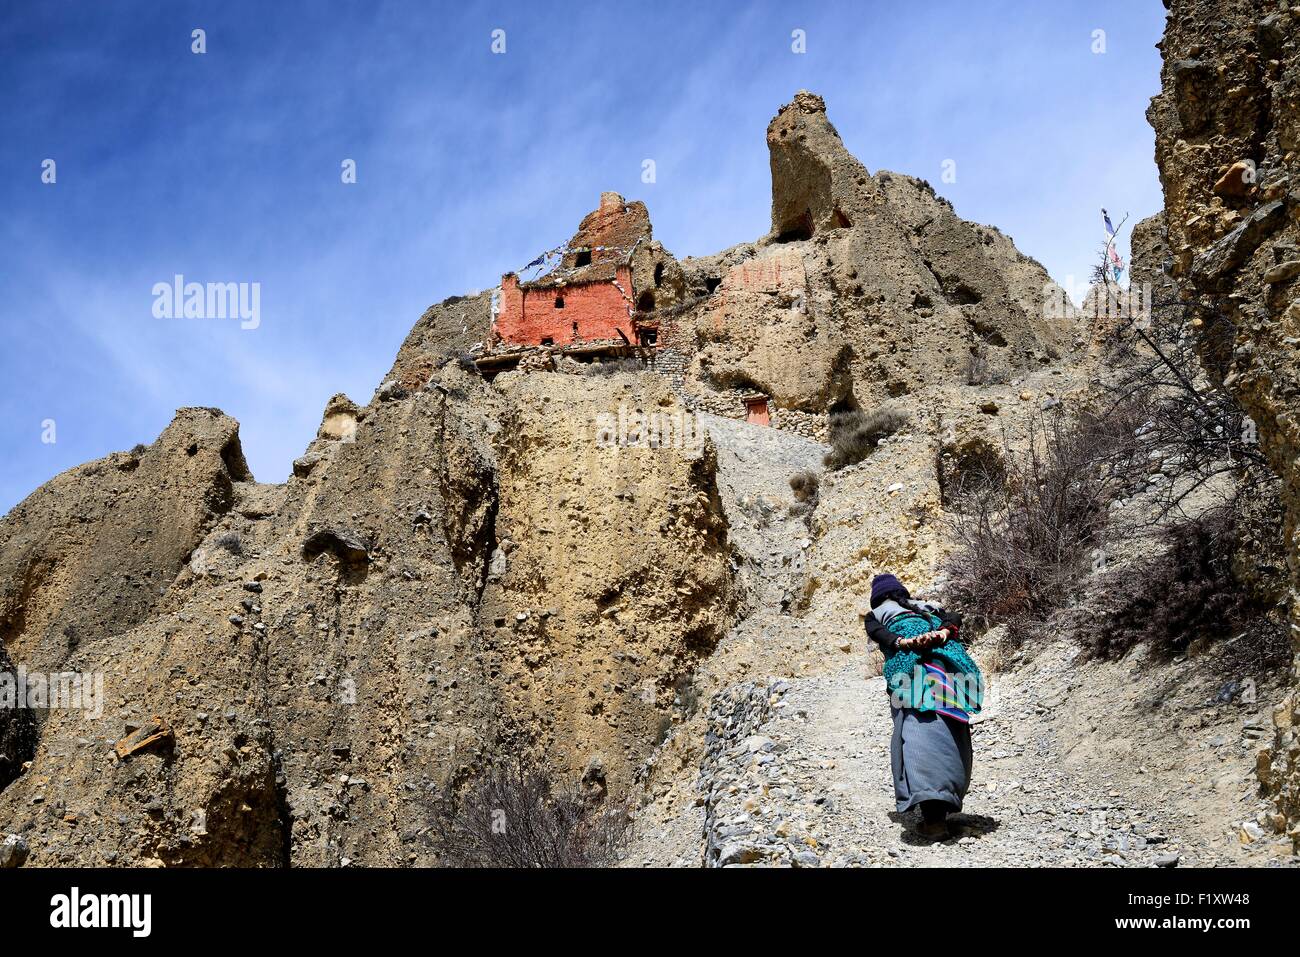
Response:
[[628, 417, 1294, 868], [765, 667, 1212, 866], [695, 653, 1291, 867]]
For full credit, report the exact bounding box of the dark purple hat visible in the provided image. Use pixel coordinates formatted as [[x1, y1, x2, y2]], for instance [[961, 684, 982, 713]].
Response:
[[870, 573, 908, 608]]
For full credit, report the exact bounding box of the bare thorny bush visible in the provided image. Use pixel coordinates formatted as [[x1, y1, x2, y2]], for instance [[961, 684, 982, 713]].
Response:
[[427, 756, 634, 868], [1093, 282, 1272, 517], [943, 401, 1148, 636], [1080, 506, 1289, 667], [944, 266, 1282, 652], [788, 469, 820, 523]]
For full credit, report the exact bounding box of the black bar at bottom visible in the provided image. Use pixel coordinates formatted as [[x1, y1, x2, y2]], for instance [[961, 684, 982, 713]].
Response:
[[0, 866, 1284, 943]]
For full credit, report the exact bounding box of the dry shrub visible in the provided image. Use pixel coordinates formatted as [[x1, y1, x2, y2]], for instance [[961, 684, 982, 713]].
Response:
[[943, 405, 1145, 639], [789, 470, 820, 503], [215, 531, 243, 556], [428, 757, 633, 868], [1097, 295, 1273, 519], [583, 358, 643, 377], [0, 639, 37, 792], [937, 436, 1006, 507], [945, 361, 1286, 661], [824, 404, 909, 470], [788, 470, 821, 522], [1086, 508, 1288, 665], [964, 346, 990, 386]]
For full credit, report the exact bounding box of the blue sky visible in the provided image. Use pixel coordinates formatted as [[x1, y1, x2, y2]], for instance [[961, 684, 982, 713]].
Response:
[[0, 0, 1167, 513]]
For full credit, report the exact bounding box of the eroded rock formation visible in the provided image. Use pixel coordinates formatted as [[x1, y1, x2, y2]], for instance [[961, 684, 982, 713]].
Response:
[[1147, 0, 1300, 843], [678, 91, 1081, 425], [0, 91, 1117, 866]]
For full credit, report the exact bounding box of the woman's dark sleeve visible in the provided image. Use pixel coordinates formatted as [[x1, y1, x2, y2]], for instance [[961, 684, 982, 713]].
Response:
[[936, 608, 963, 641], [865, 614, 898, 651]]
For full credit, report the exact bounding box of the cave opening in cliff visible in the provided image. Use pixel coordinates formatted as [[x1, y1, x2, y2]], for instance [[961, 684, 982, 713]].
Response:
[[776, 211, 814, 243]]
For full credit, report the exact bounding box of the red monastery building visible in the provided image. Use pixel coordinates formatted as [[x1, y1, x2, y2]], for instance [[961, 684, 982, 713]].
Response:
[[493, 192, 665, 351], [497, 264, 635, 347], [472, 189, 790, 433]]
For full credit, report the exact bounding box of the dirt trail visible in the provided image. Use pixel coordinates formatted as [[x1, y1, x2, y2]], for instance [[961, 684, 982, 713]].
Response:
[[739, 657, 1280, 867], [626, 416, 1295, 868]]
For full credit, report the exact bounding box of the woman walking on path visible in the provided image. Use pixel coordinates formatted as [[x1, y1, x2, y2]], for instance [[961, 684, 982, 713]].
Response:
[[864, 572, 984, 840]]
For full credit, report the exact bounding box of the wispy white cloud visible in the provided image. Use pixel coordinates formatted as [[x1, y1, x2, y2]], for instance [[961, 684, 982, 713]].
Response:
[[0, 0, 1169, 510]]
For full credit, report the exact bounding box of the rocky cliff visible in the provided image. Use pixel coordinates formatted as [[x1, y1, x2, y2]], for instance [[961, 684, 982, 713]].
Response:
[[676, 91, 1080, 421], [1147, 0, 1300, 845], [0, 353, 741, 864], [3, 76, 1283, 867]]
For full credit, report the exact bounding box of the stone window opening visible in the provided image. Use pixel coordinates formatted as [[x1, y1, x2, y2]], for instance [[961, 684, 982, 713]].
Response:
[[638, 329, 658, 347], [654, 262, 664, 287], [574, 249, 592, 267], [540, 337, 554, 346], [637, 291, 656, 312], [554, 295, 565, 309]]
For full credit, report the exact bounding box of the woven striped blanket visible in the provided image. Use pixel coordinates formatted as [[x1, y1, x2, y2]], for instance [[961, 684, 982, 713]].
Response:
[[878, 606, 984, 723]]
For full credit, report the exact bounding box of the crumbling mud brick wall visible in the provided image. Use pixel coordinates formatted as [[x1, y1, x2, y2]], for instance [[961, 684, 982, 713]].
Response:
[[496, 268, 635, 347]]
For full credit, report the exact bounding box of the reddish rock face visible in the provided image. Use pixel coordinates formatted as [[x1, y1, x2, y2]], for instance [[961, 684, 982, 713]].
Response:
[[565, 192, 651, 278]]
